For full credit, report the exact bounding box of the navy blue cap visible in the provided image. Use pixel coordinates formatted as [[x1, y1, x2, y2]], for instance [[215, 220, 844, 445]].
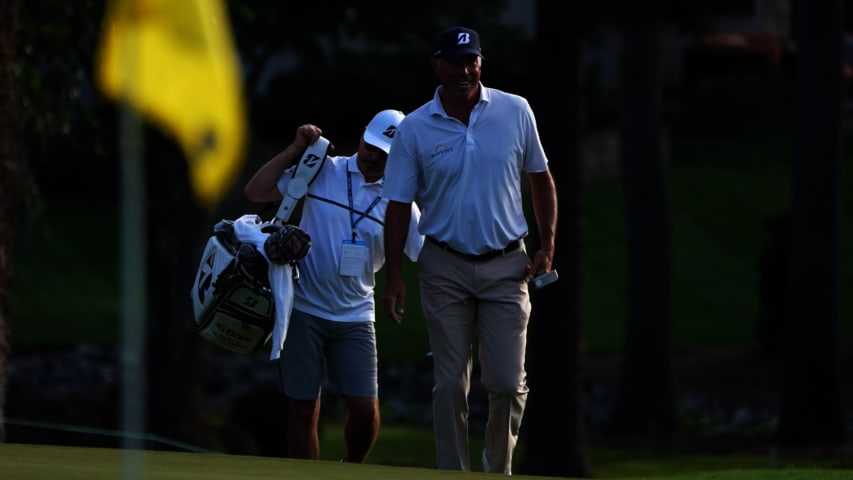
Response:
[[432, 26, 483, 60]]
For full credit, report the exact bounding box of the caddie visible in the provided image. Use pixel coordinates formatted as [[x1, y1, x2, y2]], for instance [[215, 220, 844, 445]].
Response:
[[243, 110, 424, 463]]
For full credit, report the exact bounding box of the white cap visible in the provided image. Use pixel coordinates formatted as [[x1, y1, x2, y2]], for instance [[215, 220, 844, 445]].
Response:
[[363, 109, 405, 154]]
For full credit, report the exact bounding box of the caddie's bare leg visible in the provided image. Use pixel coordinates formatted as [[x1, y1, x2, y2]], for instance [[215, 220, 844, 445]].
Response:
[[343, 396, 380, 463], [288, 398, 321, 459]]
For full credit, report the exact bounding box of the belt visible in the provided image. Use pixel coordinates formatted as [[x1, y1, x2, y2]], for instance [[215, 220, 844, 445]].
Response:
[[426, 236, 521, 262]]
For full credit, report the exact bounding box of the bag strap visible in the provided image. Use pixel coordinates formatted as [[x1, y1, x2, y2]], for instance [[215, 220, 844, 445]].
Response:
[[275, 136, 330, 222]]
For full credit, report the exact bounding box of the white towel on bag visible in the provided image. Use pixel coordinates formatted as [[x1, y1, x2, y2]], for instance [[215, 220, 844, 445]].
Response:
[[232, 214, 294, 361]]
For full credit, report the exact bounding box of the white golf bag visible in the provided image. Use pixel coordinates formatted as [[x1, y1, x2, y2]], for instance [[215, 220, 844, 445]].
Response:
[[190, 137, 330, 354]]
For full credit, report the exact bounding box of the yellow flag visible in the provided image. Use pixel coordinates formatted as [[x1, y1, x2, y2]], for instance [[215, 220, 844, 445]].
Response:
[[96, 0, 246, 208]]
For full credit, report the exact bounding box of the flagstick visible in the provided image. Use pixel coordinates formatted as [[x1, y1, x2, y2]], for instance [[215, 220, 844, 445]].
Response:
[[119, 100, 146, 480]]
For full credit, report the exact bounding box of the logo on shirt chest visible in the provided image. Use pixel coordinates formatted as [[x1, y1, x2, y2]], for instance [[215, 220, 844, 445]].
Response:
[[430, 144, 453, 159]]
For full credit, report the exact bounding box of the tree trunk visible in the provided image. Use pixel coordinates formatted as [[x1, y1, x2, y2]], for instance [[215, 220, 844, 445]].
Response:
[[518, 1, 591, 477], [608, 20, 677, 437], [777, 0, 845, 448], [0, 0, 20, 444]]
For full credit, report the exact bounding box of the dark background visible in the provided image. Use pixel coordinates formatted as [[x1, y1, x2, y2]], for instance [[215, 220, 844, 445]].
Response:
[[3, 0, 852, 477]]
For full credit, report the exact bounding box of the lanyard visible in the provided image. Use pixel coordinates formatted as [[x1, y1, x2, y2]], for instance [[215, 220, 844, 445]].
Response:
[[347, 170, 381, 242]]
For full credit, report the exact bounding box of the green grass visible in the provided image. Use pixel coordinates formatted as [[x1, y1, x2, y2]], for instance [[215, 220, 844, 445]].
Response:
[[325, 424, 852, 475], [0, 441, 850, 480]]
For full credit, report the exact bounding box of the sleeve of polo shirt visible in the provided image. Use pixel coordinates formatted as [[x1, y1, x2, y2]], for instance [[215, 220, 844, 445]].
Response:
[[275, 164, 298, 196], [403, 203, 425, 262], [521, 102, 549, 173], [383, 120, 420, 203]]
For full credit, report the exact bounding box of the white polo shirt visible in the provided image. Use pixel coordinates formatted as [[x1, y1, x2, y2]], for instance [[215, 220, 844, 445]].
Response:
[[277, 154, 423, 323], [383, 84, 549, 255]]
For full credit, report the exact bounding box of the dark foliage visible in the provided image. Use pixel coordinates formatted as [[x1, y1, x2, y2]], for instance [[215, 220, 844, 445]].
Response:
[[0, 0, 20, 444]]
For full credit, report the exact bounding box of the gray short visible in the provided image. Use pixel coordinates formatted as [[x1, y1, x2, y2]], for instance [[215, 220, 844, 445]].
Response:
[[276, 308, 378, 400]]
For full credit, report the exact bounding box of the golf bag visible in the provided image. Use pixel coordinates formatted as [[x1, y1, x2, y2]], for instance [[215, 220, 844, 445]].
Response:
[[191, 220, 276, 353], [189, 137, 330, 354]]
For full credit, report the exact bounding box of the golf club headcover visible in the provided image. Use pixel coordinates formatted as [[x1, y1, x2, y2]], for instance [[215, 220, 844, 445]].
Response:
[[276, 136, 330, 222], [263, 224, 312, 264]]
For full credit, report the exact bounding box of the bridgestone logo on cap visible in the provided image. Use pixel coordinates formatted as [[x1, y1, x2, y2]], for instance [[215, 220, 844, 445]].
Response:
[[457, 32, 471, 45]]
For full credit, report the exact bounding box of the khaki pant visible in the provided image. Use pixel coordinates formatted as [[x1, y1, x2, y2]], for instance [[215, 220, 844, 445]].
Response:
[[418, 240, 531, 473]]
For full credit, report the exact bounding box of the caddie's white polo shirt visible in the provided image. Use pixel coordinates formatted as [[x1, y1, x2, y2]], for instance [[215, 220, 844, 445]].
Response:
[[277, 154, 423, 322], [383, 84, 548, 255]]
